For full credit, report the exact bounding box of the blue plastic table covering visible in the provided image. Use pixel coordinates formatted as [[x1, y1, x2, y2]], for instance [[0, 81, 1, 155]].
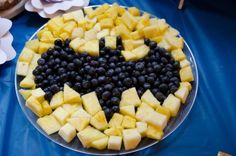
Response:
[[1, 0, 236, 155]]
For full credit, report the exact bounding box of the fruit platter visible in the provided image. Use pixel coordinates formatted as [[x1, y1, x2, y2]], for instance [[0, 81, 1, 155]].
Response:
[[15, 4, 198, 155]]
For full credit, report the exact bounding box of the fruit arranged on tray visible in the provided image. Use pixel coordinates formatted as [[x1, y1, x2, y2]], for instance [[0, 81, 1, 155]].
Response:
[[17, 3, 194, 151]]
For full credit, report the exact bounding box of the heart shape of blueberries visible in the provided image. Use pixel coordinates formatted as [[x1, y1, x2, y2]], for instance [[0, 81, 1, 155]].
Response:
[[33, 37, 181, 119]]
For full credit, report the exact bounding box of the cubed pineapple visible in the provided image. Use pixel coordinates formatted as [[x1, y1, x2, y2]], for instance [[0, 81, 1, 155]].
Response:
[[104, 127, 122, 136], [20, 76, 35, 88], [156, 105, 171, 121], [40, 31, 55, 43], [91, 136, 109, 150], [128, 7, 140, 16], [90, 111, 108, 130], [71, 108, 91, 119], [19, 47, 34, 63], [130, 31, 143, 40], [67, 117, 90, 132], [38, 42, 54, 54], [29, 53, 40, 69], [141, 89, 160, 109], [26, 96, 44, 117], [120, 87, 141, 107], [71, 27, 84, 39], [136, 12, 150, 30], [136, 122, 147, 137], [120, 105, 135, 118], [180, 59, 190, 68], [97, 29, 109, 39], [88, 3, 110, 18], [62, 104, 82, 115], [31, 88, 45, 103], [69, 37, 85, 51], [105, 36, 117, 49], [180, 66, 194, 82], [171, 49, 186, 61], [108, 136, 122, 150], [77, 126, 107, 148], [81, 92, 101, 116], [84, 29, 98, 41], [123, 40, 134, 51], [104, 4, 118, 20], [115, 24, 131, 39], [121, 50, 137, 61], [59, 32, 70, 40], [79, 40, 99, 56], [25, 39, 39, 52], [149, 18, 159, 25], [84, 8, 93, 17], [132, 45, 150, 59], [42, 100, 52, 116], [146, 125, 163, 140], [166, 27, 179, 36], [166, 36, 184, 50], [145, 110, 168, 130], [108, 113, 124, 128], [122, 116, 136, 129], [121, 11, 137, 31], [58, 123, 76, 143], [118, 6, 126, 16], [135, 103, 154, 122], [143, 25, 160, 38], [52, 107, 70, 125], [17, 62, 29, 76], [63, 10, 84, 21], [77, 18, 86, 29], [163, 94, 181, 117], [37, 115, 61, 135], [122, 129, 141, 150], [180, 82, 192, 91], [50, 91, 64, 109], [175, 86, 189, 103], [132, 40, 144, 48], [158, 40, 171, 51], [63, 84, 81, 104], [99, 18, 114, 29], [19, 89, 32, 100]]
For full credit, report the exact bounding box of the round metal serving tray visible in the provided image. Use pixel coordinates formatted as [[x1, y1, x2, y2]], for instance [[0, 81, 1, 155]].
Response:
[[15, 5, 199, 155]]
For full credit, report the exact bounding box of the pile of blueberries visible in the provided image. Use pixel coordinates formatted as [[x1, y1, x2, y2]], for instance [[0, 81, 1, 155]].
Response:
[[32, 37, 181, 119]]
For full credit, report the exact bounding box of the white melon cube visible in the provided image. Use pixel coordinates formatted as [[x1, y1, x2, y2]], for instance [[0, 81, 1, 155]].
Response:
[[122, 129, 141, 150], [163, 94, 181, 117], [58, 123, 76, 143], [108, 136, 122, 150], [17, 62, 29, 76], [52, 107, 70, 125]]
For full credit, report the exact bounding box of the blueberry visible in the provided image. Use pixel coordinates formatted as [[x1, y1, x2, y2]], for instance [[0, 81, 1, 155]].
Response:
[[149, 41, 157, 49], [82, 81, 91, 89], [159, 83, 168, 93], [98, 76, 106, 83], [161, 57, 168, 64], [155, 92, 166, 102], [138, 76, 145, 85], [74, 82, 81, 91], [51, 84, 60, 93], [144, 38, 150, 45], [112, 105, 119, 112], [54, 39, 63, 47], [102, 91, 111, 100], [132, 71, 140, 77], [61, 61, 67, 67], [143, 83, 151, 89], [67, 63, 75, 71], [64, 39, 71, 47], [170, 85, 178, 93], [110, 97, 120, 105], [123, 78, 132, 87], [37, 58, 45, 65], [44, 91, 53, 101], [106, 69, 114, 77], [161, 76, 169, 83], [33, 69, 40, 76], [112, 88, 120, 97], [135, 62, 145, 71], [95, 87, 103, 95], [115, 67, 122, 74], [147, 77, 155, 84], [116, 36, 122, 45], [153, 64, 162, 72], [41, 53, 48, 59], [118, 73, 126, 80], [97, 67, 106, 74], [104, 84, 113, 91]]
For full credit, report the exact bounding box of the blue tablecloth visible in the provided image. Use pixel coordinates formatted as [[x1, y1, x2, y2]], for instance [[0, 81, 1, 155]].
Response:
[[1, 0, 236, 155]]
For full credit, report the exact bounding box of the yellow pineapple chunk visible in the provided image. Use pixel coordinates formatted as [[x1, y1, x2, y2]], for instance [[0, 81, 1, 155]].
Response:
[[99, 18, 114, 29], [26, 96, 44, 117], [156, 105, 171, 121], [91, 136, 109, 150], [71, 27, 84, 39], [180, 59, 190, 68], [104, 4, 118, 20], [143, 25, 160, 38], [118, 6, 126, 16], [158, 40, 171, 51], [63, 84, 81, 104], [105, 36, 117, 49], [68, 117, 90, 132], [141, 89, 160, 109], [120, 87, 141, 107], [166, 36, 184, 50], [19, 47, 34, 63], [171, 49, 186, 61], [25, 39, 39, 52], [40, 31, 55, 43], [84, 29, 97, 41], [136, 122, 147, 137], [50, 91, 64, 109], [120, 105, 135, 118], [180, 82, 192, 91], [42, 100, 52, 116], [122, 116, 136, 129], [121, 11, 137, 31], [37, 115, 61, 135], [96, 29, 109, 39], [175, 86, 189, 103], [122, 129, 141, 150], [128, 7, 140, 16], [58, 123, 76, 143], [132, 44, 150, 59], [81, 91, 101, 115], [146, 125, 163, 140], [20, 76, 35, 88], [62, 10, 84, 21], [84, 7, 93, 17], [132, 40, 144, 48], [108, 136, 122, 150], [38, 42, 54, 54], [71, 108, 91, 119], [52, 107, 70, 125], [29, 53, 40, 69], [97, 14, 108, 21], [115, 24, 131, 39], [136, 12, 150, 30], [163, 94, 181, 117], [77, 126, 107, 148], [123, 40, 134, 51], [88, 3, 110, 19], [17, 62, 29, 76], [62, 104, 82, 115], [31, 88, 45, 103], [108, 113, 124, 128], [59, 32, 70, 41], [63, 21, 77, 34], [19, 89, 32, 100], [180, 66, 194, 82], [130, 31, 143, 40], [90, 111, 108, 130], [104, 127, 123, 136], [79, 40, 99, 56], [69, 38, 85, 51]]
